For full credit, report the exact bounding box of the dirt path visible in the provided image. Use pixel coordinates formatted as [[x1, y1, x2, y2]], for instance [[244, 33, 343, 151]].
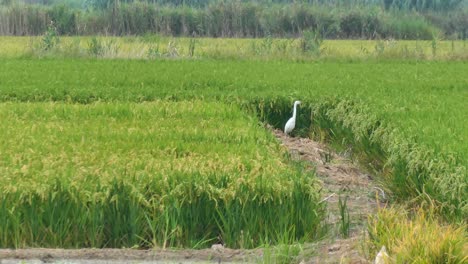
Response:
[[272, 129, 385, 263], [0, 247, 261, 263], [0, 130, 384, 264]]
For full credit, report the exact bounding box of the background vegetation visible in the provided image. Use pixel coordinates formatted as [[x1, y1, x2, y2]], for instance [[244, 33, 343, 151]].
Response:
[[0, 0, 467, 39], [1, 35, 467, 60]]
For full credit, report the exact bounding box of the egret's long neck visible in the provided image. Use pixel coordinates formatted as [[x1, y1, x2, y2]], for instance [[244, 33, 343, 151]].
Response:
[[292, 104, 297, 119]]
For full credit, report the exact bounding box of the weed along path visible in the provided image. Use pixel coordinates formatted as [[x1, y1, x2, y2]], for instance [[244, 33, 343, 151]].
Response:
[[271, 128, 385, 263], [0, 128, 383, 264]]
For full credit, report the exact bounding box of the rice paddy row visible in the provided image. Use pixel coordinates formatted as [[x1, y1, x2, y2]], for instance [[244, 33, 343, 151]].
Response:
[[1, 59, 465, 166], [0, 101, 324, 248]]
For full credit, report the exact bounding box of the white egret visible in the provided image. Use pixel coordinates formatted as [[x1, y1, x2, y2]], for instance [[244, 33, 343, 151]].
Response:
[[374, 246, 389, 264], [284, 100, 301, 135]]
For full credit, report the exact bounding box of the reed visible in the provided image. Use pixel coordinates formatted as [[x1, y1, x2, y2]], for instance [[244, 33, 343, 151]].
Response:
[[0, 2, 466, 39]]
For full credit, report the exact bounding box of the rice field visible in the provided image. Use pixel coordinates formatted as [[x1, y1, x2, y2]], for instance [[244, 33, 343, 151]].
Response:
[[0, 101, 324, 248], [0, 58, 466, 219], [0, 37, 466, 260]]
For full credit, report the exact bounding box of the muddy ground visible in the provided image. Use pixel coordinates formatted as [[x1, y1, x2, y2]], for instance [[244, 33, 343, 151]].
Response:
[[0, 129, 386, 264]]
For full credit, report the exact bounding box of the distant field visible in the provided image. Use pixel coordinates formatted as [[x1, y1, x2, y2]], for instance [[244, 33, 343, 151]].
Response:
[[0, 36, 467, 59], [0, 101, 323, 248]]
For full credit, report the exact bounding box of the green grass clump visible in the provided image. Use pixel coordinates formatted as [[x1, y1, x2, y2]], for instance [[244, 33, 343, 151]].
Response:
[[0, 101, 324, 248]]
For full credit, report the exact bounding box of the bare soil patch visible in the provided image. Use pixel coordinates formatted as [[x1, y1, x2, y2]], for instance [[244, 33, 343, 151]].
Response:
[[0, 129, 384, 264], [0, 247, 261, 263]]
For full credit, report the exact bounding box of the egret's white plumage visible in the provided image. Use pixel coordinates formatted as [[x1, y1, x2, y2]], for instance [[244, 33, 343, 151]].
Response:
[[374, 246, 389, 264], [284, 100, 301, 135]]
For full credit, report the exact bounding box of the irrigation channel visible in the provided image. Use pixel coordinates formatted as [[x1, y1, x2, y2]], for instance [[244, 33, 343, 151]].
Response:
[[0, 125, 386, 263]]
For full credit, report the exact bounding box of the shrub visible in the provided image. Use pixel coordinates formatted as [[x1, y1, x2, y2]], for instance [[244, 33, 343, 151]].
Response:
[[300, 29, 322, 55], [41, 21, 60, 51]]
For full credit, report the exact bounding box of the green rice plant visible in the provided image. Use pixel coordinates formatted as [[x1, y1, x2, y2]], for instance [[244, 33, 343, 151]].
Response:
[[260, 243, 305, 264], [248, 95, 466, 222], [0, 101, 325, 248], [338, 195, 350, 238], [0, 57, 468, 231]]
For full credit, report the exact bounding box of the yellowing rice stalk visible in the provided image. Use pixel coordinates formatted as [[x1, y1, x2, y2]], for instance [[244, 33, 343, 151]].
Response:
[[367, 206, 467, 263]]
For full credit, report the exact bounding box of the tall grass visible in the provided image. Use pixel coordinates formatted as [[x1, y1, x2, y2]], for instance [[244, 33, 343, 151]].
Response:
[[1, 36, 467, 60], [338, 195, 350, 238], [0, 2, 466, 39]]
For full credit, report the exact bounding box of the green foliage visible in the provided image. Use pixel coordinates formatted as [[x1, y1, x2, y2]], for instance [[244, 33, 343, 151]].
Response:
[[382, 14, 437, 40], [0, 0, 12, 5], [87, 37, 104, 56], [300, 30, 322, 55], [340, 11, 365, 38], [87, 37, 120, 57], [261, 243, 306, 264], [147, 44, 162, 59], [47, 4, 77, 35], [338, 195, 350, 238], [42, 22, 60, 51], [375, 39, 386, 55], [384, 0, 464, 12], [250, 34, 277, 56], [1, 2, 467, 39]]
